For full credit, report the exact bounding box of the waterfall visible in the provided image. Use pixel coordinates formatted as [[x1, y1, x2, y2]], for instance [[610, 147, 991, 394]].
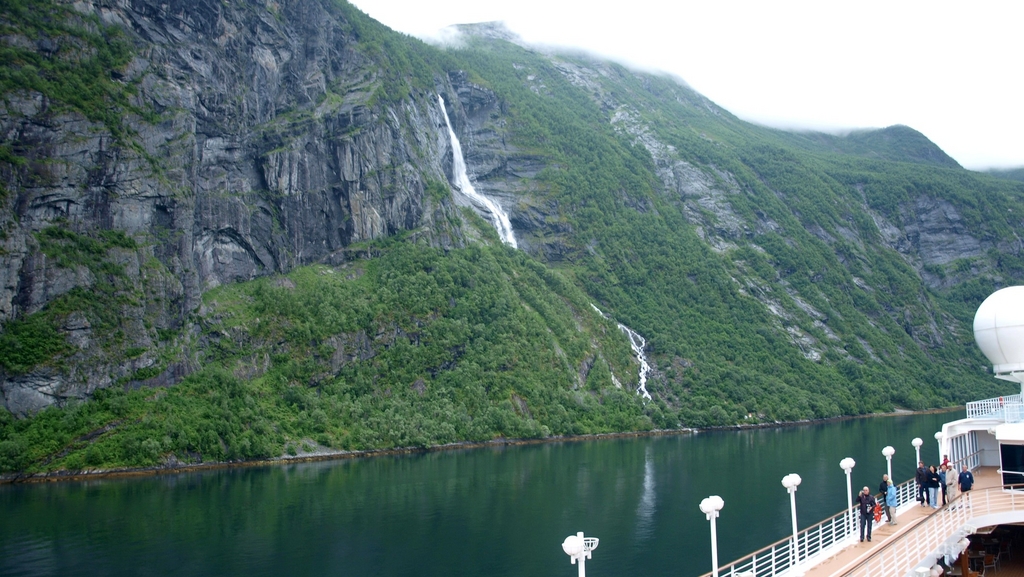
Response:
[[620, 325, 653, 400], [590, 304, 653, 400], [438, 94, 518, 248]]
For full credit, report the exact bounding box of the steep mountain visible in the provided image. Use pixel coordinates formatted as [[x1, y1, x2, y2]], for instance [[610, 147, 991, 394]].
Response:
[[2, 0, 1023, 474]]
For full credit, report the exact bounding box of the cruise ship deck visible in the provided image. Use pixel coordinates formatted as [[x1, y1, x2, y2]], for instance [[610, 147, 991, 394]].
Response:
[[804, 467, 1004, 577], [699, 287, 1024, 577]]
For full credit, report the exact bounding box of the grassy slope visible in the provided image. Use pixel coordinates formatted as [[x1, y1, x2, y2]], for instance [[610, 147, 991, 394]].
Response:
[[442, 38, 1023, 422], [2, 234, 651, 473]]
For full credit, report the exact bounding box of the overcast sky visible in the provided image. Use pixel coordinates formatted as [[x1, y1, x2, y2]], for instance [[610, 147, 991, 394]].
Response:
[[349, 0, 1023, 170]]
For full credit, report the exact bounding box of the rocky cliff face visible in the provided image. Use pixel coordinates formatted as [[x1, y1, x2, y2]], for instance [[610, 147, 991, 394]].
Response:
[[0, 0, 483, 415], [2, 5, 1021, 421]]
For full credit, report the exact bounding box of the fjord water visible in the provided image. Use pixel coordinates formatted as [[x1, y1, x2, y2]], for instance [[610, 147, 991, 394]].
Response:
[[0, 411, 959, 577]]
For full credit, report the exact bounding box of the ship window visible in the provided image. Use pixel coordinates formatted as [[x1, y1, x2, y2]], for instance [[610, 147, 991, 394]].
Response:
[[1000, 444, 1024, 487]]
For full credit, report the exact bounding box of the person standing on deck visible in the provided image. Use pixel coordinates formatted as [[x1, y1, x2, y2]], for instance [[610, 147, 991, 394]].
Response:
[[938, 465, 949, 505], [885, 479, 897, 525], [958, 465, 975, 508], [916, 461, 928, 505], [857, 486, 875, 542], [926, 465, 941, 508], [877, 474, 891, 524], [945, 464, 957, 502]]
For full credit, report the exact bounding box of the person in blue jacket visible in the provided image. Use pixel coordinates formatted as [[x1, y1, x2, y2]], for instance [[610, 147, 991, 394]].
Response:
[[938, 465, 948, 505], [885, 479, 898, 525]]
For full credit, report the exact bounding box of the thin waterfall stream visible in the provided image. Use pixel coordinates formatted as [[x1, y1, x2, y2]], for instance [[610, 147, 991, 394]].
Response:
[[438, 94, 517, 248], [591, 304, 652, 400]]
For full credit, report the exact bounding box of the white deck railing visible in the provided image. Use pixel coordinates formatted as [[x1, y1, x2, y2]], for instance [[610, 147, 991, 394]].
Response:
[[700, 478, 920, 577], [965, 393, 1023, 420], [842, 485, 1024, 577]]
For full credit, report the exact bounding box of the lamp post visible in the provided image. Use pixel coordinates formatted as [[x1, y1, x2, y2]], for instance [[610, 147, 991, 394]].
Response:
[[935, 431, 944, 464], [840, 458, 856, 538], [562, 532, 599, 577], [700, 496, 725, 577], [782, 473, 802, 571], [882, 446, 895, 481], [912, 437, 924, 465]]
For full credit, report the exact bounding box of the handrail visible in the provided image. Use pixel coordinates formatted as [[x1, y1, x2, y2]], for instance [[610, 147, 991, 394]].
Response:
[[698, 476, 920, 577], [966, 394, 1023, 419], [949, 449, 982, 475], [841, 484, 1024, 577]]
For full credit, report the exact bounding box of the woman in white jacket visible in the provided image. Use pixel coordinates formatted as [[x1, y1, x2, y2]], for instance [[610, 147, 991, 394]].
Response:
[[944, 464, 956, 503]]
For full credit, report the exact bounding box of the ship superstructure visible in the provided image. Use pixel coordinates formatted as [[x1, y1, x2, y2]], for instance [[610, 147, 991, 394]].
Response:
[[696, 286, 1024, 577]]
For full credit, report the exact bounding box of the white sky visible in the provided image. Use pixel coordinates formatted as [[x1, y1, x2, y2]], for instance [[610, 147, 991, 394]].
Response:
[[349, 0, 1024, 170]]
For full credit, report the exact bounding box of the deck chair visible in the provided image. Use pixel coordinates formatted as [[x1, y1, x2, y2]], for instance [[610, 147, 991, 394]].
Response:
[[983, 554, 997, 573], [998, 540, 1011, 562]]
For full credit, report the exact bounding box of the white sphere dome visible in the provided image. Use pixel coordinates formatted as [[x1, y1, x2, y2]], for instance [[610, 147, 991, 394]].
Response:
[[974, 286, 1024, 374], [562, 535, 583, 556]]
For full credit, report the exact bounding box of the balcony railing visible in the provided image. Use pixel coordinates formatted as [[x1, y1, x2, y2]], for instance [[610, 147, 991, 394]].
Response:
[[699, 477, 920, 577], [965, 393, 1023, 420], [842, 484, 1024, 577]]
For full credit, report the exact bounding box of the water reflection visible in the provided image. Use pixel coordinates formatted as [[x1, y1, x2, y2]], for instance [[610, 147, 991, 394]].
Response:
[[636, 446, 656, 540], [0, 411, 962, 577]]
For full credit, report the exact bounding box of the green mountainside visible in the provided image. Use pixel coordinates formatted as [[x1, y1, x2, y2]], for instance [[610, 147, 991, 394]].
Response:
[[987, 168, 1024, 183], [2, 0, 1023, 475]]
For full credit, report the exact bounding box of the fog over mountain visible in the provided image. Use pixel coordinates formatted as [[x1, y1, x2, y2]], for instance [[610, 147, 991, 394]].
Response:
[[351, 0, 1024, 171]]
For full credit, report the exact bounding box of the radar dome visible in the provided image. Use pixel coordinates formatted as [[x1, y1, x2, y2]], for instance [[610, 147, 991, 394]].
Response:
[[974, 286, 1024, 374]]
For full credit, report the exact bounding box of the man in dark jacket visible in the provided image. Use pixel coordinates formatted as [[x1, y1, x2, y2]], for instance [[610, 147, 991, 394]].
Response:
[[878, 474, 889, 497], [958, 465, 975, 508], [857, 486, 875, 542], [916, 461, 928, 505]]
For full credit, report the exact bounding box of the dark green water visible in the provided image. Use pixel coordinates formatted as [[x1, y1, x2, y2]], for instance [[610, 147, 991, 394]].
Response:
[[0, 411, 961, 577]]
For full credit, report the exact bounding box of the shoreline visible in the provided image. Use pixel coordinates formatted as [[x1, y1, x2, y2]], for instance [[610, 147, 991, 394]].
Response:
[[0, 405, 963, 485]]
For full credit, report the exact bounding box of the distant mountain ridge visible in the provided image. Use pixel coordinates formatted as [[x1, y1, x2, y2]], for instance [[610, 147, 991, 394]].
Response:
[[2, 0, 1023, 474], [785, 125, 962, 168], [987, 167, 1024, 183]]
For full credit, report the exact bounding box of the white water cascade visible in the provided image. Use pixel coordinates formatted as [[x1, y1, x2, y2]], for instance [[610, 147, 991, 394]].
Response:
[[438, 94, 517, 248], [590, 304, 652, 400]]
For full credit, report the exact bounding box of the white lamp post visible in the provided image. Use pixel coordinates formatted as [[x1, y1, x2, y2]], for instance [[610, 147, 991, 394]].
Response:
[[912, 437, 924, 465], [782, 473, 802, 571], [935, 432, 944, 464], [700, 496, 725, 577], [562, 532, 599, 577], [840, 458, 856, 538], [882, 446, 895, 481]]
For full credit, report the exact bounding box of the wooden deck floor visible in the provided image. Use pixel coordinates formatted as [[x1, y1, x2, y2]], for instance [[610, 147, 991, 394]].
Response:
[[803, 467, 1004, 577], [996, 553, 1024, 577]]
